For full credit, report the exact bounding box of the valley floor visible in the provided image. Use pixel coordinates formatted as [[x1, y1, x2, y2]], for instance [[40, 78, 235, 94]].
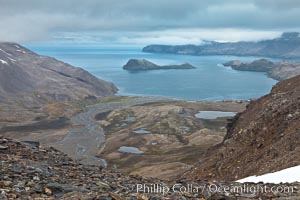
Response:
[[0, 96, 246, 180]]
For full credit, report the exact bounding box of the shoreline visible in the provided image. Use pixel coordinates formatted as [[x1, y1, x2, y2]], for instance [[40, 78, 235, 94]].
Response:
[[114, 93, 261, 103]]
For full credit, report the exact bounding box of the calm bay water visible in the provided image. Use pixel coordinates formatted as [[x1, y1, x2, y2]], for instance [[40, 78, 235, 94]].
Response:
[[27, 45, 278, 101]]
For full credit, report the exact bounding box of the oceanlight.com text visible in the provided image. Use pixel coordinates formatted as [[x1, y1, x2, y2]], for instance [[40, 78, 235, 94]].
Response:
[[136, 183, 294, 195]]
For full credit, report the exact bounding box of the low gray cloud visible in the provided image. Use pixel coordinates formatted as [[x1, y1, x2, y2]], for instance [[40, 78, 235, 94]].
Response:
[[0, 0, 299, 43]]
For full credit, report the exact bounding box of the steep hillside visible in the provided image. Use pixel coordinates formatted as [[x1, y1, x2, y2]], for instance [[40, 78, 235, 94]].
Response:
[[0, 42, 117, 106], [185, 75, 300, 181], [143, 32, 300, 59]]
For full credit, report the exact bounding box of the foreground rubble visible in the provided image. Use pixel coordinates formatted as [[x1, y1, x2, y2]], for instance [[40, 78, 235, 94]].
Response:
[[0, 137, 299, 199]]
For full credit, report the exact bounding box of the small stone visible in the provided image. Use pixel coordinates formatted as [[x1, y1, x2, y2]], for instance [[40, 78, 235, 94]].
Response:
[[46, 182, 88, 194], [0, 181, 12, 187], [31, 193, 41, 198], [33, 176, 40, 181], [23, 141, 40, 148], [96, 181, 110, 189], [0, 194, 7, 200], [33, 184, 44, 193], [109, 192, 122, 200], [7, 193, 17, 199], [26, 181, 34, 187], [182, 191, 192, 198], [44, 187, 52, 195], [0, 145, 8, 150], [136, 194, 148, 200], [13, 167, 23, 174]]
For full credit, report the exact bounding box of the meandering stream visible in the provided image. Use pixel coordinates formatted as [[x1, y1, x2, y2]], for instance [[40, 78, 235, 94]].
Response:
[[53, 97, 163, 167]]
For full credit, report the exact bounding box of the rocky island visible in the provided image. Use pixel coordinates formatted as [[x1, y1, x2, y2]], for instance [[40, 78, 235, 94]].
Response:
[[123, 59, 196, 70], [223, 59, 300, 81], [143, 32, 300, 59]]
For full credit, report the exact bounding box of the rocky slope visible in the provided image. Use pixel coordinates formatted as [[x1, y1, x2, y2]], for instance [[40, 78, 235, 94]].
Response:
[[1, 137, 299, 199], [0, 42, 117, 106], [185, 74, 300, 181], [123, 59, 195, 70], [143, 32, 300, 59], [223, 59, 300, 81]]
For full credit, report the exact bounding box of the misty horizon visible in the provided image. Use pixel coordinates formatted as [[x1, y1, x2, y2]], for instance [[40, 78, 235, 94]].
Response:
[[1, 0, 300, 45]]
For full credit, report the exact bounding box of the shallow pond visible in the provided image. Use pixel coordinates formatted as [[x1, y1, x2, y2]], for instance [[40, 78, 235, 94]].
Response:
[[195, 111, 237, 119], [118, 146, 144, 154], [133, 129, 151, 134]]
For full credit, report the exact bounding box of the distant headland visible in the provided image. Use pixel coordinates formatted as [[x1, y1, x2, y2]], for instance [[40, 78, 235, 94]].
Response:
[[223, 59, 300, 81], [143, 32, 300, 59]]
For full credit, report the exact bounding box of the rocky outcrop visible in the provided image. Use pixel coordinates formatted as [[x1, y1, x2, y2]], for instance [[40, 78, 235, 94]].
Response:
[[223, 59, 300, 81], [185, 75, 300, 181], [0, 42, 117, 106], [143, 32, 300, 59], [1, 137, 299, 199], [123, 59, 196, 70], [223, 59, 275, 72]]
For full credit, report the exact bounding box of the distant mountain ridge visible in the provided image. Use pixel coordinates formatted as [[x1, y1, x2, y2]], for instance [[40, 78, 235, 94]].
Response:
[[143, 32, 300, 59], [0, 42, 117, 106]]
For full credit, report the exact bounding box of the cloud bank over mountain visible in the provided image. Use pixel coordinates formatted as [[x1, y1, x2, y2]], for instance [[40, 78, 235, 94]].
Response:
[[0, 0, 299, 44]]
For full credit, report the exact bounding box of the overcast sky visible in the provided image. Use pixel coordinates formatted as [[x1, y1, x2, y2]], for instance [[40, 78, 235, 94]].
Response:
[[1, 0, 300, 45]]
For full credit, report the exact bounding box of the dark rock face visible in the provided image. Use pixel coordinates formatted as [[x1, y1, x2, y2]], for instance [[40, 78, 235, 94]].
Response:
[[143, 32, 300, 59], [0, 42, 117, 106], [123, 59, 196, 70], [223, 59, 300, 81], [186, 75, 300, 181]]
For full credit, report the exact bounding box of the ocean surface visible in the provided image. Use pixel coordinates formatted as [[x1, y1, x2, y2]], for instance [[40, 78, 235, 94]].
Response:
[[27, 45, 278, 101]]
